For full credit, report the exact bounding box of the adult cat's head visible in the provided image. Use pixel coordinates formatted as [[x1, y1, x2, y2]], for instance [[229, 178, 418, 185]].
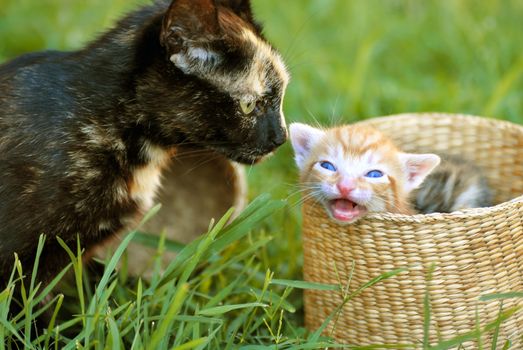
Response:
[[289, 123, 440, 224], [138, 0, 289, 164]]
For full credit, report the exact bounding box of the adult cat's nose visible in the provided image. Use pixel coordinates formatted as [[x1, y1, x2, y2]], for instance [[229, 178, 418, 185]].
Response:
[[270, 127, 287, 147], [337, 179, 356, 197], [262, 108, 287, 149]]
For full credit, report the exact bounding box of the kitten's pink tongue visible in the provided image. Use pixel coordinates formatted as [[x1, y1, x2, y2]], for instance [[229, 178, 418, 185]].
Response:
[[331, 199, 363, 222]]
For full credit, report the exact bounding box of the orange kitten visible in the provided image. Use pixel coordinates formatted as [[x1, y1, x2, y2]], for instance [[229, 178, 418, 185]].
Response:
[[289, 123, 440, 224]]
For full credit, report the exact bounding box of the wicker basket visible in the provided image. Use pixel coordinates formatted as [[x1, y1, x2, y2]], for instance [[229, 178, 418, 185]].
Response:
[[302, 113, 523, 347]]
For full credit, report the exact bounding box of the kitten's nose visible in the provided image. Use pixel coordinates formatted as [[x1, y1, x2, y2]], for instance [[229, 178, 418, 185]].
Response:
[[337, 179, 356, 197]]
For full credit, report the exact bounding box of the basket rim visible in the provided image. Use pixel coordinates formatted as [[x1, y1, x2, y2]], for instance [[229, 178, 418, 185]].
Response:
[[356, 112, 523, 133], [304, 112, 523, 224], [363, 194, 523, 223], [304, 195, 523, 225]]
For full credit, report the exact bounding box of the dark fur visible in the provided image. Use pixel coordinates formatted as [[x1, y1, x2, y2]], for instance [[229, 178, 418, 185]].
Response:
[[0, 0, 287, 287]]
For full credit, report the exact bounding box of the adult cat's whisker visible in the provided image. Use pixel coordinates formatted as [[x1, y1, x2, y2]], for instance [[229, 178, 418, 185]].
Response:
[[174, 149, 215, 156], [173, 152, 219, 161], [280, 11, 322, 73], [179, 154, 223, 176], [246, 163, 255, 177]]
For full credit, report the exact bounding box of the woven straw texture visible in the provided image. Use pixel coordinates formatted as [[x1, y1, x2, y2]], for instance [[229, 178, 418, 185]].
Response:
[[302, 113, 523, 347]]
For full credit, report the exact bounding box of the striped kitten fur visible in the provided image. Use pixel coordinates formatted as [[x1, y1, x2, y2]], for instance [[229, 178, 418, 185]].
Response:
[[290, 123, 492, 224], [412, 154, 493, 213]]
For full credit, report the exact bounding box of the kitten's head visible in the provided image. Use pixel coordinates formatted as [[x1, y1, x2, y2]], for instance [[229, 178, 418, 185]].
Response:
[[156, 0, 289, 164], [289, 123, 440, 224]]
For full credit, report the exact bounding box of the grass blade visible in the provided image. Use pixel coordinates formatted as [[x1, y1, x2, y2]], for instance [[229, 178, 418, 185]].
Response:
[[423, 264, 435, 349], [429, 306, 522, 350], [347, 268, 407, 300], [198, 302, 267, 317], [270, 279, 338, 291], [171, 337, 208, 350], [480, 292, 523, 301], [149, 283, 189, 349], [132, 231, 185, 253]]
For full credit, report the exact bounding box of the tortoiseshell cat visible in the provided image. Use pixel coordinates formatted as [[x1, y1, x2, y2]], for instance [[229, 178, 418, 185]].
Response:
[[290, 123, 492, 223], [0, 0, 289, 287]]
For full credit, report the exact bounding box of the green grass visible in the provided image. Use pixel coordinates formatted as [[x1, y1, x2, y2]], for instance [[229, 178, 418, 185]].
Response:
[[1, 0, 523, 348]]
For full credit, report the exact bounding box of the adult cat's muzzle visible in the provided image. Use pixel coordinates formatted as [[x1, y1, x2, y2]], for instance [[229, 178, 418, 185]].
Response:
[[256, 110, 288, 151]]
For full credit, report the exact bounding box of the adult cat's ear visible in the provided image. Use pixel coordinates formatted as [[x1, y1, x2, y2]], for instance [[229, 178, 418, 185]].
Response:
[[399, 153, 441, 192], [216, 0, 256, 25], [160, 0, 221, 71], [289, 123, 325, 170]]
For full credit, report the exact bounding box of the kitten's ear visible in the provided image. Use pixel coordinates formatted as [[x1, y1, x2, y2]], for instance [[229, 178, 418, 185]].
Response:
[[160, 0, 221, 71], [289, 123, 325, 170], [216, 0, 256, 25], [399, 153, 441, 192]]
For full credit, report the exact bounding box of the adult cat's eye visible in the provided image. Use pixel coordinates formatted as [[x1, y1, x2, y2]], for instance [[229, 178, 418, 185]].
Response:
[[240, 99, 256, 114], [366, 170, 384, 178], [320, 161, 337, 172]]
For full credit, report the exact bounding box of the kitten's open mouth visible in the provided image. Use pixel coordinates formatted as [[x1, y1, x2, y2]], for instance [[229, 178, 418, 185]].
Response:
[[328, 199, 367, 223]]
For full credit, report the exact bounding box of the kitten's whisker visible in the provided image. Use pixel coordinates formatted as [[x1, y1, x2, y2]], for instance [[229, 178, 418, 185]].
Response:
[[290, 190, 319, 204], [291, 184, 322, 193], [286, 187, 322, 200], [291, 190, 324, 208], [329, 93, 344, 127], [305, 107, 323, 129]]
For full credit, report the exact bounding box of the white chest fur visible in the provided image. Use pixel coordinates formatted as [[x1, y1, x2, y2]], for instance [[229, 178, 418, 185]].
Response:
[[129, 142, 170, 211]]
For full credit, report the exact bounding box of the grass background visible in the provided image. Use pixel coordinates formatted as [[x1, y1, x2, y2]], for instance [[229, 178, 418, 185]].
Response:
[[1, 0, 523, 348]]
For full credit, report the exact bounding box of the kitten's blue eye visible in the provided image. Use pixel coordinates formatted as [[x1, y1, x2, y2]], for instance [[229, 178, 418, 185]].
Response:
[[320, 161, 336, 172], [365, 170, 384, 178]]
